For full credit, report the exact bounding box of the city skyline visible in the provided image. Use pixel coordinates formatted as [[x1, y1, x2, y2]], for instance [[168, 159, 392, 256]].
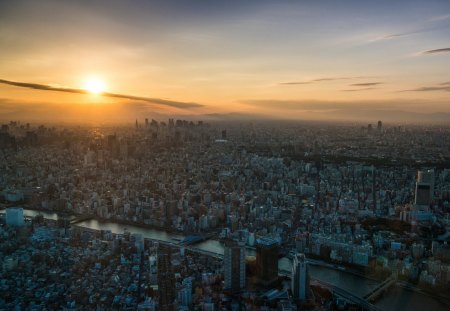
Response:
[[1, 118, 450, 310], [1, 2, 450, 308], [1, 0, 450, 123]]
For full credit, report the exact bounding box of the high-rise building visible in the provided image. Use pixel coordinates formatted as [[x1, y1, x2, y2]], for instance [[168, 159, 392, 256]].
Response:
[[417, 169, 435, 199], [158, 247, 176, 311], [256, 237, 278, 286], [5, 207, 24, 227], [177, 278, 193, 307], [377, 120, 382, 132], [414, 169, 434, 209], [415, 183, 431, 207], [291, 253, 309, 301], [224, 240, 246, 292]]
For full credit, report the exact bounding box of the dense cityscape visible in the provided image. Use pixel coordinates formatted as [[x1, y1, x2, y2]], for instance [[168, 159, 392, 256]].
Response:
[[1, 119, 449, 310]]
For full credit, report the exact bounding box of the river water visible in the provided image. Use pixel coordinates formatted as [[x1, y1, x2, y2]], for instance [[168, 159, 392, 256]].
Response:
[[4, 210, 448, 311]]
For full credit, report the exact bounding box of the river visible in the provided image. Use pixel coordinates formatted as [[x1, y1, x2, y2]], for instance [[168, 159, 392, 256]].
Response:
[[4, 209, 448, 311]]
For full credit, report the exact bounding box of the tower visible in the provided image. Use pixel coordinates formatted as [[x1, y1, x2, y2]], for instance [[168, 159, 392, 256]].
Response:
[[291, 253, 309, 301], [256, 237, 278, 286], [224, 240, 246, 292]]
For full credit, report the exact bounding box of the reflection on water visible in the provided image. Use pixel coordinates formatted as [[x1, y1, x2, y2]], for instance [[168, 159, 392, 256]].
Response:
[[278, 257, 379, 297], [76, 219, 184, 242], [0, 209, 66, 221], [376, 285, 449, 311]]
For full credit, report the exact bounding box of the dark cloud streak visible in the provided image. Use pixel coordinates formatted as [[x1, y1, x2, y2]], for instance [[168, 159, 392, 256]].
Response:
[[376, 23, 450, 41], [279, 76, 373, 85], [341, 87, 378, 92], [422, 48, 450, 55], [0, 78, 203, 109], [350, 82, 383, 87], [401, 85, 450, 92]]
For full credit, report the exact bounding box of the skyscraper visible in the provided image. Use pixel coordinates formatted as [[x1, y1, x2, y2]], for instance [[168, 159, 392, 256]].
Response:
[[224, 240, 246, 292], [417, 169, 435, 199], [158, 247, 176, 311], [414, 169, 434, 209], [291, 253, 309, 301], [415, 183, 431, 207], [377, 120, 382, 132], [256, 237, 278, 286]]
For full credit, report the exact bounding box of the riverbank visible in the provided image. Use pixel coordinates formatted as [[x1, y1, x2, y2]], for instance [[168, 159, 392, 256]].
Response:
[[20, 206, 186, 234]]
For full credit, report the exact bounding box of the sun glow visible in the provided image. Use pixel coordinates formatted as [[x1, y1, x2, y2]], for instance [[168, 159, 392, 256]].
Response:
[[84, 77, 106, 94]]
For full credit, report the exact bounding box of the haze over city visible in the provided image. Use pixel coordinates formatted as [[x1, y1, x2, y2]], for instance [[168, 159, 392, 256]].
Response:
[[1, 1, 450, 311], [1, 0, 450, 123]]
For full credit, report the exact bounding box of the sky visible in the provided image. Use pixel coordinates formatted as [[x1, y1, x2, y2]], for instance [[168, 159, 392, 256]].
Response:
[[1, 0, 450, 123]]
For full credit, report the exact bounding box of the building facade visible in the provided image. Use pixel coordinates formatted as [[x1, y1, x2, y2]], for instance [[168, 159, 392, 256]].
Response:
[[256, 237, 278, 286], [291, 253, 309, 301], [224, 240, 246, 292], [158, 248, 176, 311]]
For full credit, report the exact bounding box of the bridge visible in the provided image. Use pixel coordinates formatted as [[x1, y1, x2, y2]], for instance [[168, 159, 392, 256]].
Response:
[[363, 275, 396, 302], [279, 269, 381, 311]]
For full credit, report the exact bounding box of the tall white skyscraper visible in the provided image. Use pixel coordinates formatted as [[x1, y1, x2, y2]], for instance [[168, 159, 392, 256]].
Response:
[[224, 240, 246, 292], [291, 253, 309, 301]]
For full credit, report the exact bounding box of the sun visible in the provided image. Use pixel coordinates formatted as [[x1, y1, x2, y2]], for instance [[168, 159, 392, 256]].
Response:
[[84, 77, 106, 94]]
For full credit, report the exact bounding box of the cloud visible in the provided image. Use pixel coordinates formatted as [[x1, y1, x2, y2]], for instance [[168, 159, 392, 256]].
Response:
[[341, 87, 378, 92], [377, 31, 420, 41], [421, 48, 450, 55], [280, 81, 313, 85], [369, 23, 450, 42], [241, 99, 388, 111], [430, 14, 450, 22], [239, 99, 450, 123], [401, 86, 450, 92], [350, 82, 383, 87], [279, 76, 371, 85], [0, 78, 203, 109]]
